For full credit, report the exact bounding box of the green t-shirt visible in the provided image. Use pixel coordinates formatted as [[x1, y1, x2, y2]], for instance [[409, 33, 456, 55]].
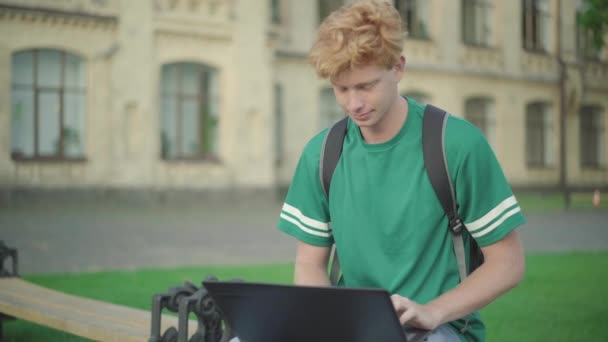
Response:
[[278, 98, 526, 341]]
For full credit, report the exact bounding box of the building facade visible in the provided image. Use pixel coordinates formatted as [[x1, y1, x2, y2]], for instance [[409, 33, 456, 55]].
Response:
[[0, 0, 607, 193]]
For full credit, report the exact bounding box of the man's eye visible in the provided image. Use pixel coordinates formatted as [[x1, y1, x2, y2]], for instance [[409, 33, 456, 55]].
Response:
[[361, 82, 375, 90]]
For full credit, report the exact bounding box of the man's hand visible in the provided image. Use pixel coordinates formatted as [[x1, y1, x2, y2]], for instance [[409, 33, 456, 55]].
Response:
[[391, 294, 442, 330]]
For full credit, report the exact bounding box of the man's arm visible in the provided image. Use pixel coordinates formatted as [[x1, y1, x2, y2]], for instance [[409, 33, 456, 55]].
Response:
[[392, 229, 525, 329], [294, 241, 332, 287]]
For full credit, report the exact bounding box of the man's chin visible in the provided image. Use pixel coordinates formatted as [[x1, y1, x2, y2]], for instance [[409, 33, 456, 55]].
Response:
[[351, 118, 374, 127]]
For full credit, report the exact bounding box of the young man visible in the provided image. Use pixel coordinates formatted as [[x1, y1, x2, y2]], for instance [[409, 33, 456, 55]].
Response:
[[277, 1, 525, 341]]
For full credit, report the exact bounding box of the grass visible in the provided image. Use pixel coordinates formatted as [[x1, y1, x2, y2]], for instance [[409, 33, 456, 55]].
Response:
[[516, 191, 608, 213], [4, 252, 608, 341]]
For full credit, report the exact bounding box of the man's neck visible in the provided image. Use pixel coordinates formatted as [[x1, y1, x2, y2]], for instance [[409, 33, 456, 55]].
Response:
[[360, 96, 408, 144]]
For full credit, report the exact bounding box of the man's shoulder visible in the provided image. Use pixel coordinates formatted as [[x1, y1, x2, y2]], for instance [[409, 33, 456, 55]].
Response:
[[300, 127, 331, 163], [443, 114, 487, 155]]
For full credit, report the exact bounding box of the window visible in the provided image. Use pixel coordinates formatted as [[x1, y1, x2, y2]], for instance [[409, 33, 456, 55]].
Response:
[[525, 102, 554, 167], [522, 0, 551, 52], [11, 49, 87, 160], [271, 0, 282, 24], [160, 63, 219, 160], [465, 97, 496, 147], [318, 0, 343, 24], [274, 84, 284, 166], [462, 0, 493, 46], [580, 105, 606, 168], [402, 91, 430, 105], [320, 87, 344, 129], [394, 0, 430, 39]]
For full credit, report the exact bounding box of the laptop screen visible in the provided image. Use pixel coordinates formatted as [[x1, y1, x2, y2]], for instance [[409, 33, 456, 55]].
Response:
[[203, 280, 415, 342]]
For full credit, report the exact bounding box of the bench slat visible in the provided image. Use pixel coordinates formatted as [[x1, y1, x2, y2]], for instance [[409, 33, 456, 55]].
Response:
[[0, 278, 196, 342], [0, 278, 151, 324]]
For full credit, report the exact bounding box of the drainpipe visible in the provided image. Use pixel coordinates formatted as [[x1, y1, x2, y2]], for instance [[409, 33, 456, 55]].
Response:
[[557, 0, 571, 208]]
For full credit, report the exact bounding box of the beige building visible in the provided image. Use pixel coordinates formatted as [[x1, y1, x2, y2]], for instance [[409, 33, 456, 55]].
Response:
[[0, 0, 607, 194]]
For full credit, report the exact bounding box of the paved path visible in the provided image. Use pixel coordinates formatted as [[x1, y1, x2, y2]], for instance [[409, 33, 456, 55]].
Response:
[[1, 197, 607, 275]]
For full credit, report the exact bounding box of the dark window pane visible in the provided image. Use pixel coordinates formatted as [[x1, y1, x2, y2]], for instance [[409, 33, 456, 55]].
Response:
[[466, 100, 487, 134], [206, 71, 220, 154], [181, 64, 199, 96], [64, 54, 85, 89], [160, 63, 219, 159], [396, 0, 428, 39], [38, 91, 61, 156], [526, 103, 549, 166], [161, 95, 178, 158], [181, 98, 200, 156], [465, 97, 496, 147], [271, 0, 281, 24], [63, 92, 86, 157], [162, 64, 178, 95], [12, 51, 34, 86], [580, 105, 605, 167], [522, 0, 550, 51], [319, 0, 343, 23], [38, 50, 62, 88], [462, 0, 476, 44], [11, 49, 87, 160], [11, 88, 35, 157]]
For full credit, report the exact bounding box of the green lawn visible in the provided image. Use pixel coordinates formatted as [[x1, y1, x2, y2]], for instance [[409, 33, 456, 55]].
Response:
[[516, 191, 608, 213], [4, 252, 608, 341]]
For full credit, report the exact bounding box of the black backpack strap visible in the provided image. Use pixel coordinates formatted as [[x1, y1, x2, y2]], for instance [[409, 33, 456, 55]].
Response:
[[423, 104, 474, 334], [320, 117, 349, 198], [422, 105, 468, 275], [422, 105, 463, 234], [320, 117, 348, 286]]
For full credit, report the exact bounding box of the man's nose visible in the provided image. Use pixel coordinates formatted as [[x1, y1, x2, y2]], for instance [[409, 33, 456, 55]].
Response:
[[346, 91, 364, 114]]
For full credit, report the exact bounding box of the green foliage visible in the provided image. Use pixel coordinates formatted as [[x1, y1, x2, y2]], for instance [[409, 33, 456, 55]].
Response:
[[578, 0, 608, 50]]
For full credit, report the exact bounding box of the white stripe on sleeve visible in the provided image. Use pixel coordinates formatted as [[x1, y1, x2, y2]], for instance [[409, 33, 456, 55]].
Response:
[[280, 213, 331, 238], [471, 207, 522, 238], [282, 203, 330, 231], [465, 196, 518, 232]]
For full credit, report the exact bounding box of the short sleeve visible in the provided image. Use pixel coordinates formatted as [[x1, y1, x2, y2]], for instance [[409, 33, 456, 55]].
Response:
[[455, 135, 526, 247], [277, 138, 334, 247]]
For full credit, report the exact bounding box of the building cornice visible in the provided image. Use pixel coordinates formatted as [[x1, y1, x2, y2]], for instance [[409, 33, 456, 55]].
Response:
[[0, 3, 117, 27]]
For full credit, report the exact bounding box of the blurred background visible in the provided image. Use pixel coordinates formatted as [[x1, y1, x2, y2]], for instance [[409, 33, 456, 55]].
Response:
[[0, 0, 607, 340], [1, 0, 606, 199]]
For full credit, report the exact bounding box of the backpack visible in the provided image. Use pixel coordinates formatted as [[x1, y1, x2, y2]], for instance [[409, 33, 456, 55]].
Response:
[[320, 104, 484, 286]]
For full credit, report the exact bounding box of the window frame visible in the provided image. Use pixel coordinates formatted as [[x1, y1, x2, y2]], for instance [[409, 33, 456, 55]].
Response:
[[318, 0, 343, 24], [525, 102, 554, 168], [522, 0, 551, 53], [270, 0, 282, 25], [579, 105, 606, 169], [10, 49, 87, 162], [465, 97, 496, 148], [395, 0, 430, 40], [462, 0, 493, 47], [160, 62, 220, 162]]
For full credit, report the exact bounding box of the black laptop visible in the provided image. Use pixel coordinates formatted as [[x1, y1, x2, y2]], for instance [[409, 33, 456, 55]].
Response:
[[202, 280, 430, 342]]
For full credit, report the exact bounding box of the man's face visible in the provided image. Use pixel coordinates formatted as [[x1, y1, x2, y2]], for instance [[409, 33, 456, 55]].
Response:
[[331, 59, 404, 129]]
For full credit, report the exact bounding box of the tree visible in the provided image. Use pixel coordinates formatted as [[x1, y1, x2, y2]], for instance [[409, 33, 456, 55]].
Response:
[[578, 0, 608, 51]]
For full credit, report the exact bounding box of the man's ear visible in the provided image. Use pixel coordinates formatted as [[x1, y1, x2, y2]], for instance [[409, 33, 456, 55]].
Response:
[[392, 55, 406, 80], [395, 55, 406, 73]]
